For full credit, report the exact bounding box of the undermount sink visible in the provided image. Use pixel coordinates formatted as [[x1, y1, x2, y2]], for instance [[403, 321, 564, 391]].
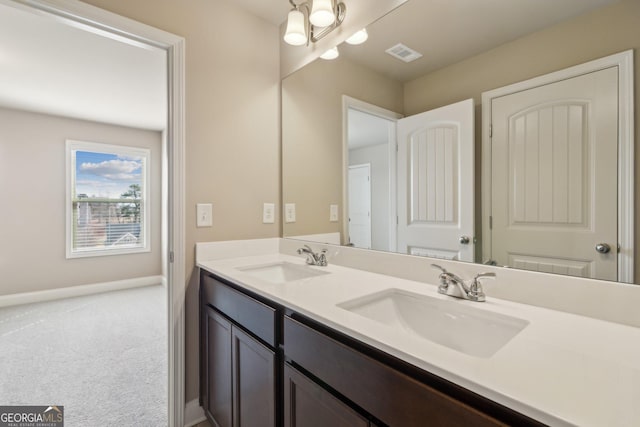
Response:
[[236, 261, 330, 284], [338, 289, 528, 358]]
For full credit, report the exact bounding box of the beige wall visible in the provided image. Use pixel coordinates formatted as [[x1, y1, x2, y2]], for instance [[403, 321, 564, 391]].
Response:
[[404, 0, 640, 278], [282, 56, 403, 240], [83, 0, 281, 404], [0, 107, 162, 294]]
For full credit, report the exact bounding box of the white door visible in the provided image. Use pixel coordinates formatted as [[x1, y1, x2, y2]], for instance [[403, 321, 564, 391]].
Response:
[[490, 67, 618, 280], [348, 163, 372, 249], [397, 99, 475, 261]]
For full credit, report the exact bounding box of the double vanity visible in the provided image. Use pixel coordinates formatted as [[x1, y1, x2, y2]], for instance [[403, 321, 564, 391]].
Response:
[[197, 238, 640, 426]]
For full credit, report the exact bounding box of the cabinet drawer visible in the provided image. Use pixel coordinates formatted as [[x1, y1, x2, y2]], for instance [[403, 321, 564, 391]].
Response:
[[284, 316, 506, 427], [202, 273, 277, 346]]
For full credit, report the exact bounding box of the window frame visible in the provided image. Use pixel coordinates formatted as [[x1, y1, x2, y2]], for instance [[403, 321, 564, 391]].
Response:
[[65, 139, 151, 259]]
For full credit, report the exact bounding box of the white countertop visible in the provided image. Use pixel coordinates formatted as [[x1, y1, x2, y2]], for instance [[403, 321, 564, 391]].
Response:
[[198, 252, 640, 427]]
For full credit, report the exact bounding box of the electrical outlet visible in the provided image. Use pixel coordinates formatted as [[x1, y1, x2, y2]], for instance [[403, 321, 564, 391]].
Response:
[[263, 203, 275, 224], [196, 203, 212, 227], [330, 204, 339, 222], [285, 203, 296, 223]]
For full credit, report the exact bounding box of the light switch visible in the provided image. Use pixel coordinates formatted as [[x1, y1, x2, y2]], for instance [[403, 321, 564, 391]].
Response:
[[330, 204, 339, 222], [263, 203, 275, 224], [196, 203, 212, 227], [285, 203, 296, 223]]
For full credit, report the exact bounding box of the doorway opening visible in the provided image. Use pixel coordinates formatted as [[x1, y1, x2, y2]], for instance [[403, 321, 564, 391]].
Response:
[[0, 0, 185, 425], [343, 97, 401, 252]]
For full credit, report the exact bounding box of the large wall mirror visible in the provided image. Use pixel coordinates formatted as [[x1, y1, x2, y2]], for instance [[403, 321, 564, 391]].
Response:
[[282, 0, 638, 283]]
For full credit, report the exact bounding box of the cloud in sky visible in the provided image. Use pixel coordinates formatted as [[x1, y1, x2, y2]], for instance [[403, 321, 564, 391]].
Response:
[[80, 158, 142, 181], [75, 151, 143, 198]]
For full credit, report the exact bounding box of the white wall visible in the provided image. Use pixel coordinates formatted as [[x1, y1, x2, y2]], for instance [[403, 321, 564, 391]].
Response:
[[349, 143, 390, 251], [0, 107, 162, 295]]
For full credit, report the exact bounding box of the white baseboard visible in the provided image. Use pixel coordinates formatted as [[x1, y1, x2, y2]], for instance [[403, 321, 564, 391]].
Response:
[[184, 398, 205, 427], [0, 275, 164, 308]]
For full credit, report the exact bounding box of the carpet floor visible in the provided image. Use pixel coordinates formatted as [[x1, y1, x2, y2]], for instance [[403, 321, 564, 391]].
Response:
[[0, 285, 168, 426]]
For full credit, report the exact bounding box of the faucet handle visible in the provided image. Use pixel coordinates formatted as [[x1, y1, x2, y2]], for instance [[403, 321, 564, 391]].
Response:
[[473, 272, 496, 280], [468, 272, 495, 302], [431, 264, 450, 291]]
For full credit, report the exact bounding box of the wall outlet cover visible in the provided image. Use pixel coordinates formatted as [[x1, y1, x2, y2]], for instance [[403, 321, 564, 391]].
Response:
[[330, 204, 339, 222], [285, 203, 296, 223], [263, 203, 275, 224]]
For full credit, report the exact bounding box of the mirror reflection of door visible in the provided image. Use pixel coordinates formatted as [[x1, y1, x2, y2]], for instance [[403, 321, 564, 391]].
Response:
[[346, 107, 396, 251], [489, 67, 618, 280], [348, 164, 372, 249], [396, 99, 475, 262]]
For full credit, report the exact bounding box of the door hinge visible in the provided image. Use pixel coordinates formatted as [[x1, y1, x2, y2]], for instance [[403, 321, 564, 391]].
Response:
[[396, 216, 399, 225], [396, 143, 398, 152], [169, 251, 174, 263], [489, 216, 493, 230], [489, 124, 493, 138]]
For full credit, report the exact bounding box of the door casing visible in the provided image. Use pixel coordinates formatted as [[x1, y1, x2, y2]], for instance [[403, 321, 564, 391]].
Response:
[[0, 0, 187, 425]]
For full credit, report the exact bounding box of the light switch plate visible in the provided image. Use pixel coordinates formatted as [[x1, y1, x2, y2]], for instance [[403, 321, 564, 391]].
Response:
[[196, 203, 213, 227], [330, 204, 339, 222], [263, 203, 275, 224], [285, 203, 296, 223]]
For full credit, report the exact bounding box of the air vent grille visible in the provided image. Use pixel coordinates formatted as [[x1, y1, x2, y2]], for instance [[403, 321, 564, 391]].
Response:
[[385, 43, 423, 63]]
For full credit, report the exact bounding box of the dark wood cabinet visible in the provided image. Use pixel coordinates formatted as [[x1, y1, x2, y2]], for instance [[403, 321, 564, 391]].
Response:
[[284, 363, 370, 427], [200, 273, 278, 427], [200, 270, 544, 427], [203, 307, 233, 427], [284, 315, 511, 427], [232, 326, 276, 427]]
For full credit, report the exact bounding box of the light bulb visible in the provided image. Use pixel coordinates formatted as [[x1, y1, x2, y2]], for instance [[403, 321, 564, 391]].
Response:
[[284, 9, 307, 46], [310, 0, 335, 27], [345, 28, 368, 45], [320, 46, 339, 60]]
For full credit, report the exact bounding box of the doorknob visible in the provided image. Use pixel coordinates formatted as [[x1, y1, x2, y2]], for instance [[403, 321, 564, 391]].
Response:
[[595, 243, 611, 254], [459, 236, 470, 245]]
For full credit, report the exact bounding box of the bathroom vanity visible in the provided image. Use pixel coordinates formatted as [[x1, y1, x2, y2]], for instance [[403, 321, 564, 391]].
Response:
[[197, 239, 640, 427]]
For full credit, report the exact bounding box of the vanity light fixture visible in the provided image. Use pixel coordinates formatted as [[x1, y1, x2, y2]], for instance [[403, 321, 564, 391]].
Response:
[[284, 0, 347, 47], [320, 46, 339, 60], [345, 28, 368, 45]]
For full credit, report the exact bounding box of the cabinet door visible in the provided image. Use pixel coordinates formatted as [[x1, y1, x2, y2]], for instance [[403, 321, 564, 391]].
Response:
[[204, 307, 233, 427], [284, 364, 369, 427], [232, 326, 276, 427]]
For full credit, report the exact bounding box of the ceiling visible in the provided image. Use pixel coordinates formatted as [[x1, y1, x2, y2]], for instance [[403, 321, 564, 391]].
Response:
[[235, 0, 620, 83], [0, 3, 167, 130], [338, 0, 621, 82], [0, 0, 620, 130]]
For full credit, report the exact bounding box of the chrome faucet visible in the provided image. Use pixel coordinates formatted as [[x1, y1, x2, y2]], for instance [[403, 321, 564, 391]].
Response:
[[431, 264, 495, 302], [297, 245, 328, 266]]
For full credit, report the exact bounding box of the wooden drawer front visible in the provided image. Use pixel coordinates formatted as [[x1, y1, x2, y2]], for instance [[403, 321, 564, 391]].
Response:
[[202, 273, 276, 346], [284, 316, 506, 427]]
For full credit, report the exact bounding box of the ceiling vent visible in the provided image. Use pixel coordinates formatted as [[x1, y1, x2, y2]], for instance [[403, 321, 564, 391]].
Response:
[[385, 43, 423, 63]]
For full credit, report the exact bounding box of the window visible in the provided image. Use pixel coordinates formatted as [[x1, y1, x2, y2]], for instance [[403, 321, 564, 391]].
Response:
[[66, 140, 150, 258]]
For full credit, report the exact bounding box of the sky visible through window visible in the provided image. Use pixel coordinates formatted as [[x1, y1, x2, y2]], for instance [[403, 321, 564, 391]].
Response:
[[75, 150, 143, 199]]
